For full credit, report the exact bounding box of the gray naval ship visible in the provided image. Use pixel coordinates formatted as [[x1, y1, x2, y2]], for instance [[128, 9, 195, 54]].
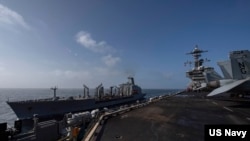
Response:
[[185, 45, 222, 91], [2, 49, 250, 141], [6, 77, 146, 119]]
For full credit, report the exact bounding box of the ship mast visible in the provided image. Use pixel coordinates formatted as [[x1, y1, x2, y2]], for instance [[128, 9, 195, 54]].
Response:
[[185, 45, 209, 70], [83, 84, 90, 98], [51, 86, 58, 100]]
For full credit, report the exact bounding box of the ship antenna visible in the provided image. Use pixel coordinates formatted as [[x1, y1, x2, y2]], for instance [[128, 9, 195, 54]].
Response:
[[186, 45, 208, 70], [51, 86, 58, 100], [83, 84, 89, 98]]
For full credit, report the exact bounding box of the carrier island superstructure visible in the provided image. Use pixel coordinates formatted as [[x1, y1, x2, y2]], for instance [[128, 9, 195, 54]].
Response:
[[185, 45, 222, 91]]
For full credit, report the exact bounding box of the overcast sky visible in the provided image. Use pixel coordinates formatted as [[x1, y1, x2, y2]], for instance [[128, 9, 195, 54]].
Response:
[[0, 0, 249, 89]]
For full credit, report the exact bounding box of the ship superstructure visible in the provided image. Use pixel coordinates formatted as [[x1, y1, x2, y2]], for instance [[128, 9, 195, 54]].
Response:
[[7, 77, 145, 119], [185, 45, 222, 91]]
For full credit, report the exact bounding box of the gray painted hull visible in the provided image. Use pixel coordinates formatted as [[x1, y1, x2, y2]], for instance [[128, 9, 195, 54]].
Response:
[[7, 93, 145, 119]]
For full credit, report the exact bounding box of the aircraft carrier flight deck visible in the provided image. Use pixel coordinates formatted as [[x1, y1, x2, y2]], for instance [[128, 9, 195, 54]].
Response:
[[96, 92, 250, 141]]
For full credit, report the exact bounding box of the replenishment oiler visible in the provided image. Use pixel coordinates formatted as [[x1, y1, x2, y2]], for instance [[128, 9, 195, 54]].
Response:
[[6, 77, 146, 119]]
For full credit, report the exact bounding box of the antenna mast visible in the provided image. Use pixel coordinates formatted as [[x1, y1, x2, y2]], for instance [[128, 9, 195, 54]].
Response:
[[51, 86, 58, 100], [185, 45, 208, 70]]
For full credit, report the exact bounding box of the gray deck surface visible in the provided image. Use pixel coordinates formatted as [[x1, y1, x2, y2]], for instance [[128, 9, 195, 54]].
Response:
[[98, 93, 250, 141]]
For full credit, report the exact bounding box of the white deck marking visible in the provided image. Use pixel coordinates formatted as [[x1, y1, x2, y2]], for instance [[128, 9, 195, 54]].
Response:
[[223, 106, 233, 112], [212, 102, 218, 105], [246, 117, 250, 121]]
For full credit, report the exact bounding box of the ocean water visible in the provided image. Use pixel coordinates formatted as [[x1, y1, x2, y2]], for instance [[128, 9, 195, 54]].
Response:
[[0, 88, 180, 126]]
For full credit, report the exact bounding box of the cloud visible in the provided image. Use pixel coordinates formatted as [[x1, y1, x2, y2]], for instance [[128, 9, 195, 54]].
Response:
[[52, 70, 91, 79], [102, 54, 121, 67], [0, 4, 30, 30], [76, 31, 114, 53], [47, 68, 124, 88], [76, 31, 121, 67]]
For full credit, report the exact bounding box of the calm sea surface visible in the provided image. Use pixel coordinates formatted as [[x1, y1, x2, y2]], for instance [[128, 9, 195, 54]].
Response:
[[0, 88, 181, 126]]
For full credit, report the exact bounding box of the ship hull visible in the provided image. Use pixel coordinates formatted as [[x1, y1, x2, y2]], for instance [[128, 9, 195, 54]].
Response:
[[7, 93, 145, 119]]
